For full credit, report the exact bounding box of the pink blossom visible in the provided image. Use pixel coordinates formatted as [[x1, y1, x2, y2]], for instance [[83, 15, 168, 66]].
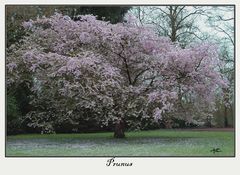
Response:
[[22, 21, 33, 29], [153, 108, 162, 120]]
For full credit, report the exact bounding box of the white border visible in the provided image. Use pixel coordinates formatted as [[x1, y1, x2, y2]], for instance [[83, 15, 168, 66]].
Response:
[[0, 1, 239, 175]]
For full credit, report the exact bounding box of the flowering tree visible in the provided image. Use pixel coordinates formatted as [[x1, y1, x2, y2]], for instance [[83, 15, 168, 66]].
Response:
[[7, 13, 228, 137]]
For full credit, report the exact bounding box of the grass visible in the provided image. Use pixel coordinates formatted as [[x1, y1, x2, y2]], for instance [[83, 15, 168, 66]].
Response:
[[6, 129, 234, 157]]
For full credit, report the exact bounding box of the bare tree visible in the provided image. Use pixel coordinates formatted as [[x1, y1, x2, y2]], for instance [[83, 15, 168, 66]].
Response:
[[129, 6, 208, 47], [206, 6, 234, 127]]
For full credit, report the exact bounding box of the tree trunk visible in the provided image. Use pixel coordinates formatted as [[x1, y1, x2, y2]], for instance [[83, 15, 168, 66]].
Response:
[[114, 119, 125, 138], [223, 88, 229, 127], [165, 119, 173, 129], [224, 106, 228, 127]]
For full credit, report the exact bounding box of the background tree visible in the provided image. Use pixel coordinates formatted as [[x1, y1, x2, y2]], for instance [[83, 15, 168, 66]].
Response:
[[129, 6, 208, 47], [206, 6, 234, 127]]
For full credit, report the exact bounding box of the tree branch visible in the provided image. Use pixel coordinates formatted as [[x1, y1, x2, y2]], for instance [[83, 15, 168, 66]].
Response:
[[214, 26, 234, 45], [132, 68, 149, 85]]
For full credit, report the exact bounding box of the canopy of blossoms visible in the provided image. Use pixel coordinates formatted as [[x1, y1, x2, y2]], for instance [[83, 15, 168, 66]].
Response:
[[7, 13, 228, 133]]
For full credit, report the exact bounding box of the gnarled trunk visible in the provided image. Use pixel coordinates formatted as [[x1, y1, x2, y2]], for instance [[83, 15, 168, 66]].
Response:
[[114, 119, 125, 138]]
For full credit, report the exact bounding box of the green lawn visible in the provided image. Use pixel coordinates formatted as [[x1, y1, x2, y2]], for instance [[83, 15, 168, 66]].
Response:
[[6, 129, 234, 157]]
